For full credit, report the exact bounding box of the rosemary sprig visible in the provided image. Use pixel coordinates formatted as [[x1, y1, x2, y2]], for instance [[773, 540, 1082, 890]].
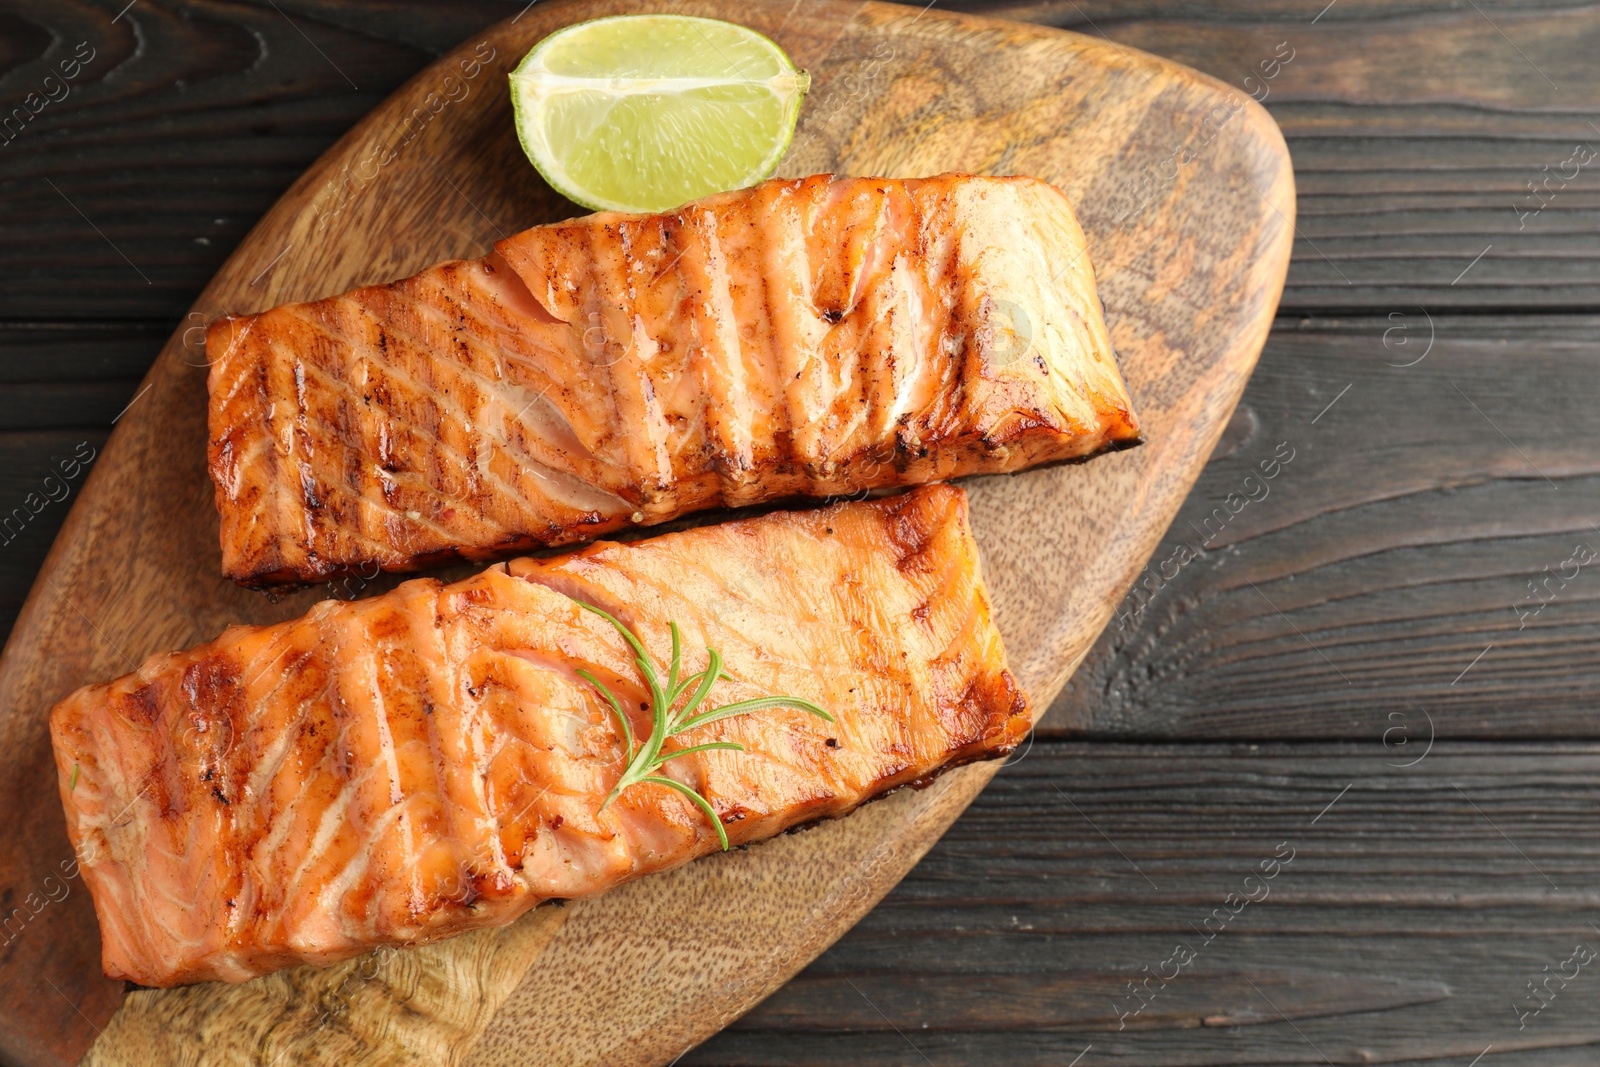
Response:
[[574, 601, 833, 850]]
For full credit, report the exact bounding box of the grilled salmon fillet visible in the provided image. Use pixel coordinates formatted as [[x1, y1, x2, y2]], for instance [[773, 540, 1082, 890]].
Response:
[[207, 172, 1139, 585], [51, 486, 1030, 987]]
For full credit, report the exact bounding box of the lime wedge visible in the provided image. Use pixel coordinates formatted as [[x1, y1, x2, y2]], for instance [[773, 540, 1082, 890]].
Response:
[[510, 15, 810, 214]]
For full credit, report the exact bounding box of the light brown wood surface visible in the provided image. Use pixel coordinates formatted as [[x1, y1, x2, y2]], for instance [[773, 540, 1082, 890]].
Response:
[[0, 1, 1292, 1064]]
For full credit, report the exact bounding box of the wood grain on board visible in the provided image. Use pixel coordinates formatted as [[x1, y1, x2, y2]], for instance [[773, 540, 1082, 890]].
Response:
[[0, 0, 1291, 1064]]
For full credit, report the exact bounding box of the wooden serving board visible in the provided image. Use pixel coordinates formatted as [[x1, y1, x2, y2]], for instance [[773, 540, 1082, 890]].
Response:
[[0, 2, 1292, 1064]]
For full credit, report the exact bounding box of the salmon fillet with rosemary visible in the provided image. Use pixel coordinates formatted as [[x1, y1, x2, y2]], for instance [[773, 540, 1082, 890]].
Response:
[[50, 485, 1030, 987], [207, 172, 1139, 585]]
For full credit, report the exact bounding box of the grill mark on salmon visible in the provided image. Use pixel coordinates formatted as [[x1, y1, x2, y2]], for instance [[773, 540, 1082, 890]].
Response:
[[50, 486, 1030, 987], [207, 173, 1140, 584]]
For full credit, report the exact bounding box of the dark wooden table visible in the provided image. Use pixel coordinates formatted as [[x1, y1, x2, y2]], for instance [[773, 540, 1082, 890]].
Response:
[[4, 1, 1598, 1064]]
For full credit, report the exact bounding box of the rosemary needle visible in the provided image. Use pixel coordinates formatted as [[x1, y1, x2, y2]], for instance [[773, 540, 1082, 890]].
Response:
[[574, 601, 832, 850]]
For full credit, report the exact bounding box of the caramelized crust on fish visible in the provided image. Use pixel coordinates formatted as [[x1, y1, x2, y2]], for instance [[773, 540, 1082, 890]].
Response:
[[50, 486, 1030, 986], [207, 173, 1139, 585]]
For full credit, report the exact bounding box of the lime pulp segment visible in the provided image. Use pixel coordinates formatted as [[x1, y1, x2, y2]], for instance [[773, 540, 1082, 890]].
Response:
[[510, 15, 810, 214]]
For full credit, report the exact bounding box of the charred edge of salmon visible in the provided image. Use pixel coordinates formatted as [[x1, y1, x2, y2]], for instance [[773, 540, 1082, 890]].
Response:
[[225, 519, 642, 588], [773, 683, 1033, 844], [1047, 432, 1146, 461], [224, 424, 1146, 589]]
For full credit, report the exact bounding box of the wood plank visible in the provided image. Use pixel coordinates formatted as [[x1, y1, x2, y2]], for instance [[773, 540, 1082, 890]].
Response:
[[1054, 315, 1600, 740], [0, 323, 159, 384], [0, 325, 159, 642], [4, 0, 1599, 316], [0, 383, 143, 429], [685, 740, 1600, 1065], [0, 432, 106, 645]]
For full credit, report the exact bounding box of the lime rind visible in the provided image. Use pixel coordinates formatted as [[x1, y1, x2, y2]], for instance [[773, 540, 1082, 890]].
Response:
[[509, 15, 810, 214]]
